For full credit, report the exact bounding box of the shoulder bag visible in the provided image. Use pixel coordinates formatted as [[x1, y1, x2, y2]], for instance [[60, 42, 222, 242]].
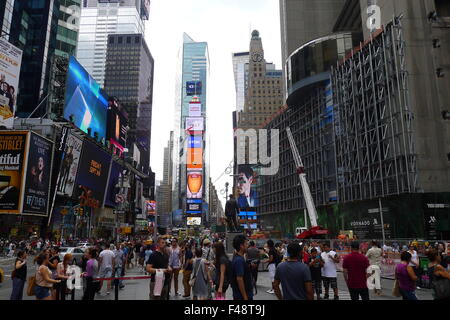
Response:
[[189, 259, 205, 287], [27, 275, 36, 296]]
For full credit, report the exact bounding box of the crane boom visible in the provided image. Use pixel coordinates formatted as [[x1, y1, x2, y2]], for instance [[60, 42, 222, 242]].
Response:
[[286, 127, 318, 227]]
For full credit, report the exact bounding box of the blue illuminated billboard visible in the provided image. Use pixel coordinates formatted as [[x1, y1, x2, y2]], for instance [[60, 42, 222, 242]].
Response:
[[186, 81, 202, 96], [63, 56, 108, 141]]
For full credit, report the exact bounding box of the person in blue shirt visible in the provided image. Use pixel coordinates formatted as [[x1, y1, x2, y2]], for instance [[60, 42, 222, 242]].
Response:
[[230, 235, 253, 300]]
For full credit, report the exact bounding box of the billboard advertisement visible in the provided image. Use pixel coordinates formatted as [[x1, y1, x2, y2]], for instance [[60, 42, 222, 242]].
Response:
[[104, 160, 121, 207], [188, 102, 201, 117], [186, 117, 204, 131], [106, 98, 128, 155], [56, 131, 82, 197], [63, 56, 108, 141], [22, 133, 53, 215], [188, 135, 202, 149], [75, 140, 111, 208], [0, 131, 28, 213], [187, 217, 202, 226], [237, 164, 259, 209], [186, 148, 203, 169], [187, 169, 203, 199], [146, 200, 156, 216], [186, 81, 202, 96], [186, 201, 202, 214], [0, 39, 22, 128]]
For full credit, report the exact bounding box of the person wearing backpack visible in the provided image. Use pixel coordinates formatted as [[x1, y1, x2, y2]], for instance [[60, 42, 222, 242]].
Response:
[[213, 242, 231, 299], [266, 240, 281, 294]]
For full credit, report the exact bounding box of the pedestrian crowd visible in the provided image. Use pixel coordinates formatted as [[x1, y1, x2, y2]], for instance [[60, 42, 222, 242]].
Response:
[[2, 235, 450, 301]]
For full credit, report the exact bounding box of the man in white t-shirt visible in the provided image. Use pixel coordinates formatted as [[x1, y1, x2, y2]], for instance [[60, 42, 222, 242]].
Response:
[[321, 243, 340, 300], [408, 244, 420, 289], [98, 244, 116, 295]]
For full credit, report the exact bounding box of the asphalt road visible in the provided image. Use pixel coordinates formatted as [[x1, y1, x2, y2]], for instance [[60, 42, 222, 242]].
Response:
[[0, 257, 434, 300]]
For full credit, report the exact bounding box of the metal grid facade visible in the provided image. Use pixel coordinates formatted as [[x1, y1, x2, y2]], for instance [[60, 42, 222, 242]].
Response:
[[332, 18, 418, 203]]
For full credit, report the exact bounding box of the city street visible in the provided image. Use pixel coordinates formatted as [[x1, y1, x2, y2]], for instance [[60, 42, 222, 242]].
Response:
[[0, 256, 434, 301]]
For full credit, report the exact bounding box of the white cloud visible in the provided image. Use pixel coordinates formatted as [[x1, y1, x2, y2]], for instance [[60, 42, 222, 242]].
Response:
[[146, 0, 281, 205]]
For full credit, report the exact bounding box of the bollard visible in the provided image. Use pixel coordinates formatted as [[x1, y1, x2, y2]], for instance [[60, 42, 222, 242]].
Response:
[[114, 278, 119, 301]]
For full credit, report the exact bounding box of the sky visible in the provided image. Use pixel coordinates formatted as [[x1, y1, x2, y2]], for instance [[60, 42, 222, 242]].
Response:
[[146, 0, 282, 206]]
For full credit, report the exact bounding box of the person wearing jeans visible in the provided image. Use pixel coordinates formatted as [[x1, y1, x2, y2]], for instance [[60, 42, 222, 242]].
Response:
[[343, 242, 371, 301], [10, 251, 27, 300], [395, 251, 418, 300]]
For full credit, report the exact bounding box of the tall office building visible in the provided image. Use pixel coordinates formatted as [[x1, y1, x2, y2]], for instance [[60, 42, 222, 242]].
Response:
[[237, 31, 284, 131], [158, 132, 174, 223], [76, 0, 149, 87], [104, 33, 154, 170], [172, 33, 210, 226], [232, 52, 250, 113], [4, 0, 81, 117], [279, 0, 347, 95], [0, 0, 15, 37], [261, 0, 450, 239]]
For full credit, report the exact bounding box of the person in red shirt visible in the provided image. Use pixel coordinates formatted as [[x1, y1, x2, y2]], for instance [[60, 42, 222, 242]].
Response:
[[342, 242, 371, 300]]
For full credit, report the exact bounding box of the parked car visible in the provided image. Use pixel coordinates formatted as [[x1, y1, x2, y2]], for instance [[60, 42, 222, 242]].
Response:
[[76, 242, 91, 249], [58, 247, 86, 265]]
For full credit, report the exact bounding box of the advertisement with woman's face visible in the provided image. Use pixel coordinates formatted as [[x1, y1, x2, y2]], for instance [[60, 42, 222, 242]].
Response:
[[237, 165, 259, 209]]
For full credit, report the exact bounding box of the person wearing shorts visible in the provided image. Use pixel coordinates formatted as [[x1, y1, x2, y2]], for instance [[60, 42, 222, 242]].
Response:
[[321, 243, 340, 300]]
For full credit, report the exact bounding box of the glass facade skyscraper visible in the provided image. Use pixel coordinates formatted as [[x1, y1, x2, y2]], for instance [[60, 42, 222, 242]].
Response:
[[76, 0, 148, 87], [172, 33, 210, 225]]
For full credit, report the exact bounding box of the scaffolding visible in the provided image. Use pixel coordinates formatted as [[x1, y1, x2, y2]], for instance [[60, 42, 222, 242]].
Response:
[[332, 17, 417, 203]]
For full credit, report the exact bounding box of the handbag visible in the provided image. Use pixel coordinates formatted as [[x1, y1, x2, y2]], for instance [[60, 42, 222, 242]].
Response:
[[189, 259, 203, 287], [432, 278, 450, 300], [392, 279, 401, 297], [27, 275, 36, 296]]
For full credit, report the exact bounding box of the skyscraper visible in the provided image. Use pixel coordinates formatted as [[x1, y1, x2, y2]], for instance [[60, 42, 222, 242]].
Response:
[[0, 0, 15, 38], [232, 52, 250, 113], [76, 0, 149, 87], [279, 0, 347, 95], [172, 33, 210, 226], [104, 33, 154, 170], [236, 31, 284, 131]]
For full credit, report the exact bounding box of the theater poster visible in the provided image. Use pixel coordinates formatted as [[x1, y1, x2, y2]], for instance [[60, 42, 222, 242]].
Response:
[[22, 132, 53, 216], [0, 131, 28, 213]]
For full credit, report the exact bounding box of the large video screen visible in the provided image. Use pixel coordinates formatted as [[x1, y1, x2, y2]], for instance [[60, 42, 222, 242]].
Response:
[[63, 56, 108, 141], [237, 164, 259, 209]]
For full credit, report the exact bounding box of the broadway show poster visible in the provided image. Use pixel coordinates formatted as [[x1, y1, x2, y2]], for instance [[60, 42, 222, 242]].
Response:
[[75, 140, 111, 208], [104, 160, 121, 207], [0, 131, 28, 213], [0, 39, 23, 128], [22, 132, 53, 215], [56, 131, 83, 197]]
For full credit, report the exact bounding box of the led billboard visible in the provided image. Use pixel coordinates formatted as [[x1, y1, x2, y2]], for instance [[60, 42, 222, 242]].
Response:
[[0, 39, 22, 128], [104, 160, 121, 207], [22, 132, 53, 215], [56, 131, 82, 197], [186, 118, 204, 131], [186, 81, 202, 96], [74, 140, 111, 208], [106, 98, 128, 155], [0, 131, 28, 213], [186, 169, 202, 199], [186, 148, 203, 169], [63, 56, 108, 141], [146, 200, 156, 216], [237, 164, 259, 209], [188, 136, 202, 149], [188, 102, 201, 117], [187, 217, 202, 226]]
